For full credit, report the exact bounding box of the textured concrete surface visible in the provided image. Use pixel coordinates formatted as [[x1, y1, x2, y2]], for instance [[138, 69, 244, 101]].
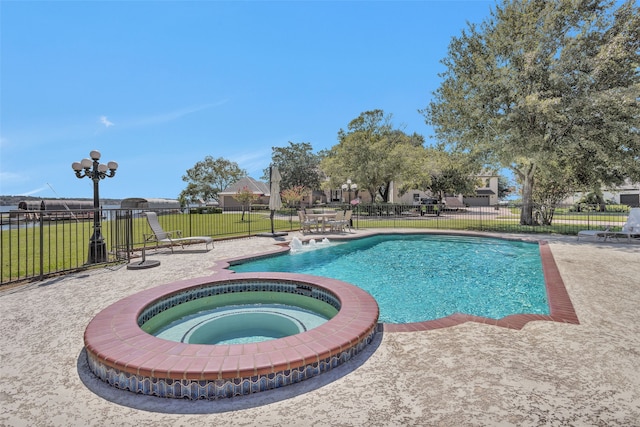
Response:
[[1, 230, 639, 426]]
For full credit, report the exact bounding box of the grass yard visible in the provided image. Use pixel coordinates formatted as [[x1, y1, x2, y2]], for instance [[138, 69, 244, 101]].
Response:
[[1, 211, 295, 283]]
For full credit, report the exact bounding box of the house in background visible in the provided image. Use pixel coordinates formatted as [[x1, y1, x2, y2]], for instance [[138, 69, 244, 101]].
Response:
[[462, 172, 499, 207], [388, 172, 500, 207], [562, 179, 640, 207], [220, 173, 502, 210], [218, 177, 270, 209]]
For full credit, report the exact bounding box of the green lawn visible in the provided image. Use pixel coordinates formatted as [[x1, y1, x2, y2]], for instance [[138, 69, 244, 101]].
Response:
[[1, 211, 295, 283]]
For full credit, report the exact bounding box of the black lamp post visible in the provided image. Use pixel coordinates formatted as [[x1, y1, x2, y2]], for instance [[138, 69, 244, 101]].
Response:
[[341, 179, 357, 227], [72, 150, 118, 264]]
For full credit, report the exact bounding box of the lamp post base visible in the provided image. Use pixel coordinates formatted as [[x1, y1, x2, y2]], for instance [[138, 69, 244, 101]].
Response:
[[88, 241, 107, 264]]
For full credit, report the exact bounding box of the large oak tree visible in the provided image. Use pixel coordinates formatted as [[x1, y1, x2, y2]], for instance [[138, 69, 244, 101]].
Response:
[[422, 0, 640, 224], [262, 142, 323, 191], [179, 156, 246, 204], [321, 110, 424, 202]]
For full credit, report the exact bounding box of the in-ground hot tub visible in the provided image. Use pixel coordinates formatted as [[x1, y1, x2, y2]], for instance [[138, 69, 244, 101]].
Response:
[[144, 290, 338, 345], [84, 273, 379, 400]]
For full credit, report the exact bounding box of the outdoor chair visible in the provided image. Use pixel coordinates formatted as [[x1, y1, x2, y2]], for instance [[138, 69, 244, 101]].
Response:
[[342, 210, 353, 232], [577, 226, 613, 242], [327, 210, 345, 232], [297, 211, 318, 233], [143, 211, 214, 252], [577, 208, 640, 243], [610, 208, 640, 242]]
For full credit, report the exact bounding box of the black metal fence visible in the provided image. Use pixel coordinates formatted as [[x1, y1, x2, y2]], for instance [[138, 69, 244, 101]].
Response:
[[1, 203, 632, 285]]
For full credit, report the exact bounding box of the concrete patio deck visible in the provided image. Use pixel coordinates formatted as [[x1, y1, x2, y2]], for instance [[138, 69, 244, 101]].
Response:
[[1, 230, 639, 426]]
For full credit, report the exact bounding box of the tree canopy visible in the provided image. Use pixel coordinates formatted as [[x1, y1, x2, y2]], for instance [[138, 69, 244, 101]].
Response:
[[399, 147, 480, 201], [262, 142, 323, 191], [179, 156, 246, 204], [422, 0, 640, 224], [321, 110, 425, 202]]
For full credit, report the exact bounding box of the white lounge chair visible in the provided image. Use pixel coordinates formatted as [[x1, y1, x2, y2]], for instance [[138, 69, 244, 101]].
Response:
[[577, 208, 640, 243], [577, 226, 613, 241], [143, 211, 214, 252], [610, 208, 640, 242]]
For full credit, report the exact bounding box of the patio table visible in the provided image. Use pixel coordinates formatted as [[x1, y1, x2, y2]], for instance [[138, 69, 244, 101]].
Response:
[[305, 212, 338, 233]]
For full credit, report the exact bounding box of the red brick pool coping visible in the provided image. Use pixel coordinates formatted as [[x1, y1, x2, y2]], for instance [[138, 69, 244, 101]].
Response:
[[84, 272, 379, 385]]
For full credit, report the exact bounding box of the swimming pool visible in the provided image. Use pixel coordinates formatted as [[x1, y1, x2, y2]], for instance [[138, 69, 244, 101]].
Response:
[[230, 234, 549, 323]]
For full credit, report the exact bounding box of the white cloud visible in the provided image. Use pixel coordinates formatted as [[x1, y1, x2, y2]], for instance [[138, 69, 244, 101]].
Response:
[[100, 116, 114, 127], [231, 148, 273, 177], [20, 185, 50, 196], [0, 171, 49, 196], [131, 102, 225, 127]]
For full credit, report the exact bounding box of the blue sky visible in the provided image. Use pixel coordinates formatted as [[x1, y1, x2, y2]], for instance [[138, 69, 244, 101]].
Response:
[[1, 0, 494, 200]]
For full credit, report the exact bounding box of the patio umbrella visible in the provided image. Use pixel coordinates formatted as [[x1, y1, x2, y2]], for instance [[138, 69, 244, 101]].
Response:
[[269, 166, 282, 234]]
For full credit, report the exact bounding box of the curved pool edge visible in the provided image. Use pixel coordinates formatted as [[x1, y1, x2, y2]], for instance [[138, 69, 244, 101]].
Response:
[[84, 273, 379, 400], [220, 231, 580, 332]]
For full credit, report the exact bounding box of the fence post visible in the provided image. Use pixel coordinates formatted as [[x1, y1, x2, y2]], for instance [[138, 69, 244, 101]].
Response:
[[39, 201, 45, 280]]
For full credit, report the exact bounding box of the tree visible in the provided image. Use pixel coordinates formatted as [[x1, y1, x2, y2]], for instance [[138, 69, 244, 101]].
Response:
[[179, 156, 246, 204], [399, 147, 480, 204], [531, 158, 580, 225], [422, 0, 640, 225], [321, 110, 424, 202], [262, 142, 323, 191], [281, 185, 307, 208], [233, 186, 260, 221]]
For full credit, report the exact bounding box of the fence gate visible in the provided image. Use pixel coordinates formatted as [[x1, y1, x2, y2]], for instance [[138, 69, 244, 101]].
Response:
[[112, 210, 134, 262]]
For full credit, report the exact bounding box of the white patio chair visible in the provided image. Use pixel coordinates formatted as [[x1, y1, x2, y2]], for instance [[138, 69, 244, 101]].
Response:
[[327, 210, 345, 232], [297, 211, 318, 233]]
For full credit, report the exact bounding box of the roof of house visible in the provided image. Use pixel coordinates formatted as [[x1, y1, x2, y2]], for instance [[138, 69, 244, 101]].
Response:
[[219, 177, 270, 196], [475, 189, 496, 195]]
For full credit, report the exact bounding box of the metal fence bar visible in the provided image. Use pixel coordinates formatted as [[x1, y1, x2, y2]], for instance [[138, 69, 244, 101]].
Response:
[[1, 203, 633, 286]]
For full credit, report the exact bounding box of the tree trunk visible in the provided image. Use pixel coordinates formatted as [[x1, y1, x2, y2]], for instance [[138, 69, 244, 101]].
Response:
[[378, 182, 391, 203], [519, 163, 536, 225]]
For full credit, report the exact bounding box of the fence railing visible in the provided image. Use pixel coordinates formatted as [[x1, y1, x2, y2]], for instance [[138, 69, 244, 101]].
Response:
[[1, 203, 632, 285]]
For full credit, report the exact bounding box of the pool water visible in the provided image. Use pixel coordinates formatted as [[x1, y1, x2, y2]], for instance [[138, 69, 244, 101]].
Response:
[[154, 303, 330, 345], [142, 290, 339, 345], [231, 234, 549, 323]]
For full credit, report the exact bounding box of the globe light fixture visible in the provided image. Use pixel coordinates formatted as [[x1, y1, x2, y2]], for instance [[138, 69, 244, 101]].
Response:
[[341, 179, 357, 204]]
